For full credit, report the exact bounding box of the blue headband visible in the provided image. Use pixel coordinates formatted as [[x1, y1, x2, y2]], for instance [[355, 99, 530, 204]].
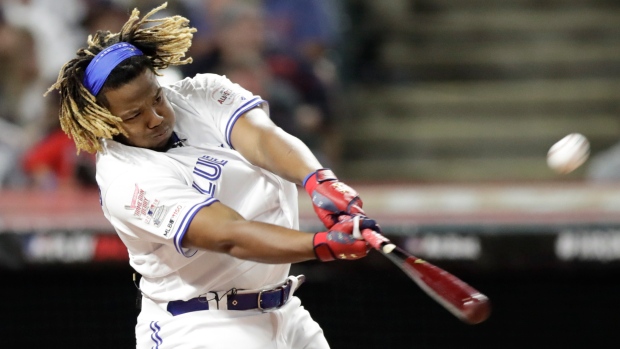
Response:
[[83, 42, 144, 96]]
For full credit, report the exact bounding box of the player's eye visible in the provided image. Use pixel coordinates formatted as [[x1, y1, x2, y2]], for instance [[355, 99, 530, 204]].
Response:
[[124, 112, 140, 121], [154, 94, 162, 104]]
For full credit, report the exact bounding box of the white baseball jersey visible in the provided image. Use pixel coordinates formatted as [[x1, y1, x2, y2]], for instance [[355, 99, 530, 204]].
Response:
[[96, 73, 299, 302]]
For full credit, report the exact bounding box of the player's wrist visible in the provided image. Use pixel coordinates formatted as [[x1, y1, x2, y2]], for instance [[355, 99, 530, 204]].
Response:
[[313, 232, 335, 261], [303, 168, 337, 196], [313, 227, 370, 262]]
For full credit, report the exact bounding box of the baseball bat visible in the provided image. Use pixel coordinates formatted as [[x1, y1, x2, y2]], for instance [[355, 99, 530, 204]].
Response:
[[362, 229, 491, 325]]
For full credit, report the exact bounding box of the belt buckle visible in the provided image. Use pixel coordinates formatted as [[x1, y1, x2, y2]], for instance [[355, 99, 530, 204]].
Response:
[[257, 278, 298, 311], [257, 284, 286, 311], [257, 289, 269, 311]]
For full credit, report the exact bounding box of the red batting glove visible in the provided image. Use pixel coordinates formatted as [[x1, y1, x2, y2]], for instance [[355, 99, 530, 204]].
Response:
[[313, 216, 376, 262], [304, 168, 364, 228]]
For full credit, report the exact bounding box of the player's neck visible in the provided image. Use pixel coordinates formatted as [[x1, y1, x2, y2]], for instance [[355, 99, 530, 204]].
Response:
[[157, 132, 185, 152]]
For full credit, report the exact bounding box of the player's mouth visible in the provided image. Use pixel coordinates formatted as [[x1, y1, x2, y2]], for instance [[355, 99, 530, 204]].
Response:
[[153, 126, 171, 139], [149, 126, 173, 150]]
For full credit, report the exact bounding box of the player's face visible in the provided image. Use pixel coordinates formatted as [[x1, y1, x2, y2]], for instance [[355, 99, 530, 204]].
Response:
[[104, 69, 176, 151]]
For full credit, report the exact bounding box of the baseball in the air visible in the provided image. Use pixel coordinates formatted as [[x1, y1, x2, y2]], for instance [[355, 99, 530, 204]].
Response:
[[546, 133, 590, 174]]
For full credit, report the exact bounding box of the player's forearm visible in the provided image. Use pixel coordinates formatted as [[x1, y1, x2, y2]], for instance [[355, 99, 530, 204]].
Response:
[[185, 219, 316, 264], [222, 221, 316, 264], [183, 203, 316, 263], [255, 127, 322, 185], [232, 109, 322, 185]]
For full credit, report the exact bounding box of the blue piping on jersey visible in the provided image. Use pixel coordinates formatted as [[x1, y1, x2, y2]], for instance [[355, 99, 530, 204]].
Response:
[[174, 197, 219, 256], [225, 97, 265, 149], [150, 321, 163, 348]]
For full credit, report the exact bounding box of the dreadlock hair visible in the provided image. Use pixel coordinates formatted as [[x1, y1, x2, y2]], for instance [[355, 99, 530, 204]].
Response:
[[46, 2, 196, 153]]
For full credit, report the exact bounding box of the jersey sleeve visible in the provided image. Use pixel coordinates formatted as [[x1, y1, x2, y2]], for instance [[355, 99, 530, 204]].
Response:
[[101, 168, 217, 258], [173, 73, 269, 148]]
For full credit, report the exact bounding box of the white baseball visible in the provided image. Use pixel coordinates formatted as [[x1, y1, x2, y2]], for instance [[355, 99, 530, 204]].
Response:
[[547, 133, 590, 174]]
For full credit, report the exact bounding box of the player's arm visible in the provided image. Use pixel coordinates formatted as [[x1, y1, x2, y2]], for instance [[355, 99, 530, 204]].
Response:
[[182, 201, 373, 263], [231, 108, 366, 228], [231, 107, 322, 185]]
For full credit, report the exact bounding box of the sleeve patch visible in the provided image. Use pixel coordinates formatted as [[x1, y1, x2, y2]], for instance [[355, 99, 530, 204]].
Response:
[[124, 184, 184, 235], [163, 204, 184, 237], [124, 184, 151, 218], [211, 86, 238, 105]]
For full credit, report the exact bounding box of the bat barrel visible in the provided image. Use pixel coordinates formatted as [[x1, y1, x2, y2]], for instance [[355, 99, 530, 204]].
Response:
[[460, 293, 491, 325], [399, 248, 491, 324], [361, 229, 491, 324]]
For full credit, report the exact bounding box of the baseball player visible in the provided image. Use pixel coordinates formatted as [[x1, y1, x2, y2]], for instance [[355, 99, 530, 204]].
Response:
[[46, 3, 380, 349]]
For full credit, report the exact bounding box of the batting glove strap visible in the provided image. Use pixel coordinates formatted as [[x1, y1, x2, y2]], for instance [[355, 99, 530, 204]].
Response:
[[313, 231, 369, 262], [303, 168, 337, 189], [304, 169, 364, 228]]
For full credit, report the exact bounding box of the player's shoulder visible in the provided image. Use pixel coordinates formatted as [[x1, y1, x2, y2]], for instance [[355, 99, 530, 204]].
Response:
[[97, 139, 149, 166], [165, 73, 229, 94], [163, 73, 235, 110], [96, 140, 173, 189]]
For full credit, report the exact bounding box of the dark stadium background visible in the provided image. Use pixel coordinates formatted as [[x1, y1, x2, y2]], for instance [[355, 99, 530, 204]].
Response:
[[2, 187, 620, 349]]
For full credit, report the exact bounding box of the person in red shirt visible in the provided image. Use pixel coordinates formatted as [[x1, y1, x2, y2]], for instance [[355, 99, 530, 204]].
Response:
[[22, 92, 96, 190]]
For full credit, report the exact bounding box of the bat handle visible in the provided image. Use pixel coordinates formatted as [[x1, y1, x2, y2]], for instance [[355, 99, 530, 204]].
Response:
[[361, 229, 396, 253]]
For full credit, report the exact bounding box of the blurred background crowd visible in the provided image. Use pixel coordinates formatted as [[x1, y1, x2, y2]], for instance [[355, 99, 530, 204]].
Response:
[[2, 0, 620, 195], [0, 0, 355, 191]]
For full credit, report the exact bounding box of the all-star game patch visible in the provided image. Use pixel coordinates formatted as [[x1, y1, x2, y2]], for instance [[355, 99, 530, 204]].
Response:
[[125, 184, 181, 234], [211, 85, 238, 106]]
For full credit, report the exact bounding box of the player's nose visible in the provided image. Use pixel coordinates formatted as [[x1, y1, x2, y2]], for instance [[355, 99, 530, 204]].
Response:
[[145, 108, 164, 128]]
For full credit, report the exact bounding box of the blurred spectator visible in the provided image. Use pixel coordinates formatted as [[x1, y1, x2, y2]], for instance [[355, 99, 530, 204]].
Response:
[[0, 23, 43, 127], [81, 0, 130, 35], [1, 0, 85, 82], [179, 0, 343, 166], [21, 91, 97, 191], [209, 2, 300, 136], [0, 20, 47, 188], [260, 0, 346, 167], [261, 0, 344, 86], [176, 0, 234, 78]]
